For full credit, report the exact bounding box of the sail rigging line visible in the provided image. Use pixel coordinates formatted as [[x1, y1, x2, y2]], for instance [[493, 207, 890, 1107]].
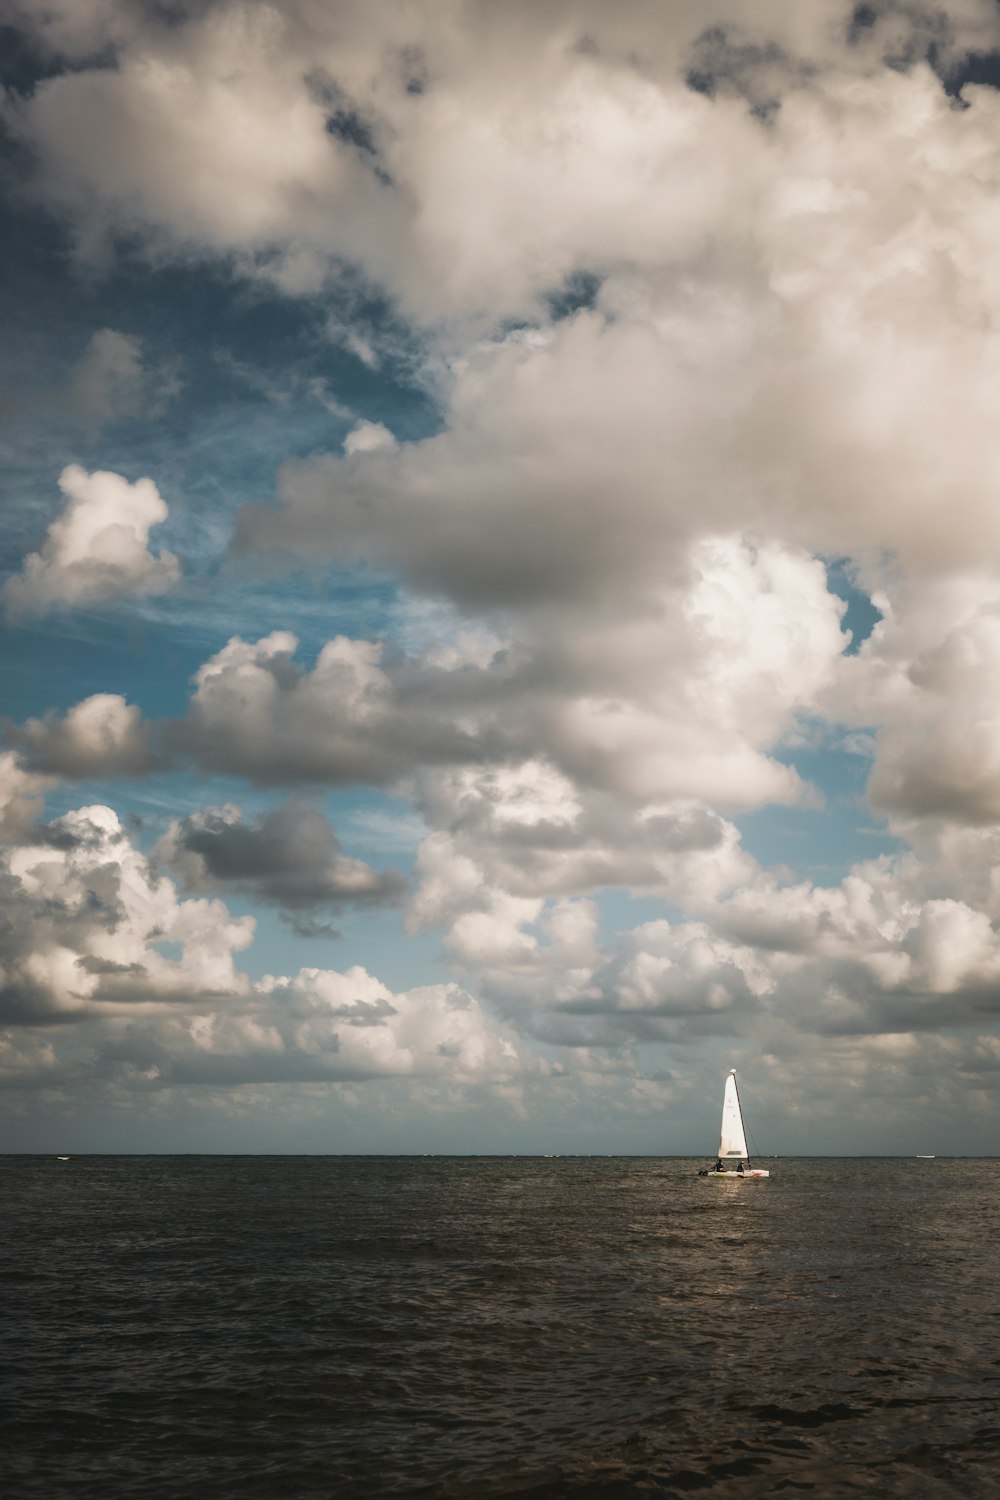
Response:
[[732, 1071, 762, 1164]]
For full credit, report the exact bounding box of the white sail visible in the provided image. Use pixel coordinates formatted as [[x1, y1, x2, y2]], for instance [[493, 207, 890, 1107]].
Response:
[[718, 1070, 748, 1159]]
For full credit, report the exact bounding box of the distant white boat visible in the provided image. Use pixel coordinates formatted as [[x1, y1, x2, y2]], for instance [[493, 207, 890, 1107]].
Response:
[[916, 1154, 935, 1159], [699, 1070, 770, 1179], [56, 1156, 70, 1161]]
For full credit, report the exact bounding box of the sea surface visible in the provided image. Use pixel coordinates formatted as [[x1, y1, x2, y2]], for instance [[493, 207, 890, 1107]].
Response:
[[5, 1156, 1000, 1498]]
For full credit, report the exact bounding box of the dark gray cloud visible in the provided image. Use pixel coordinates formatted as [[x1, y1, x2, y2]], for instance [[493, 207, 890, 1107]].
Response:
[[7, 693, 157, 777], [158, 801, 407, 911], [279, 913, 343, 940], [686, 25, 802, 117]]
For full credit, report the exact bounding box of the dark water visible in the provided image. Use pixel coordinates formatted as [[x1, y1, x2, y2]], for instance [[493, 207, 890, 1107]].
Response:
[[5, 1157, 1000, 1498]]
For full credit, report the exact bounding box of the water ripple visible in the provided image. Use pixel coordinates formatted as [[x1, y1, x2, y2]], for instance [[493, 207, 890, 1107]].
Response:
[[4, 1156, 999, 1497]]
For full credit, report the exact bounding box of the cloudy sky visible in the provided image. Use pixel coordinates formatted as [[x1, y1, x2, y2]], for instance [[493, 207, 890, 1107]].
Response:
[[5, 0, 1000, 1154]]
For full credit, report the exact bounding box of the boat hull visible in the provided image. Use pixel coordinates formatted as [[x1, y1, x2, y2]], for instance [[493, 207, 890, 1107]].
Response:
[[701, 1168, 770, 1178]]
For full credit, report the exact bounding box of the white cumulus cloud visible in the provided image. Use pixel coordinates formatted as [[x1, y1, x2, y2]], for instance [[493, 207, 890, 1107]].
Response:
[[3, 466, 180, 619]]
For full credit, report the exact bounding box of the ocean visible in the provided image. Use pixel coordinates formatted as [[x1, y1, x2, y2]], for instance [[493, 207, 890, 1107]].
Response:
[[5, 1155, 999, 1497]]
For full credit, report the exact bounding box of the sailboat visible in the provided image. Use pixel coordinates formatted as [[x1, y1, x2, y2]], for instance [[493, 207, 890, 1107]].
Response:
[[698, 1069, 770, 1178]]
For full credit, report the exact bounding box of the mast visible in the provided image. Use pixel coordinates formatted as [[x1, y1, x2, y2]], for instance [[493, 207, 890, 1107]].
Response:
[[732, 1069, 753, 1166]]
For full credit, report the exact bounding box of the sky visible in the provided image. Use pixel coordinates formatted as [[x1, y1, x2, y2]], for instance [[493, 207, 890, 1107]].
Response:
[[4, 0, 1000, 1154]]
